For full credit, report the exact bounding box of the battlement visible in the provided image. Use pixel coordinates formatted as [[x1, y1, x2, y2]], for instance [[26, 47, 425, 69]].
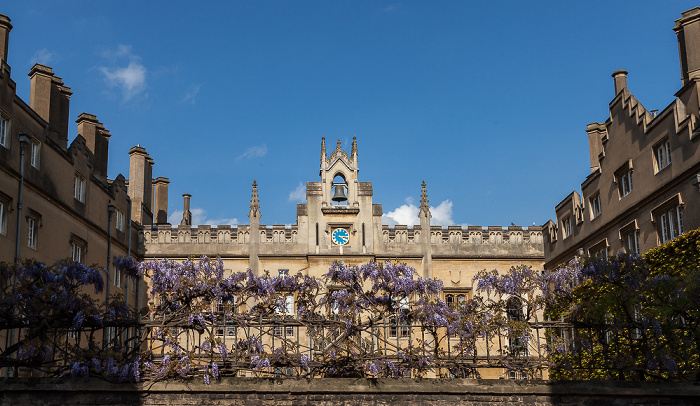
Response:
[[143, 224, 302, 245], [381, 225, 543, 245]]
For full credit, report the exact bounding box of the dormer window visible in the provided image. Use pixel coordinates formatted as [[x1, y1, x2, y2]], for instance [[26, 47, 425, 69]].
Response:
[[561, 215, 572, 239]]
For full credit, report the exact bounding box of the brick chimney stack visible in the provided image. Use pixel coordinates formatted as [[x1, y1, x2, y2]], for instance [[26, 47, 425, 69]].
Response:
[[674, 7, 700, 86], [0, 14, 11, 64], [128, 145, 154, 225], [29, 64, 72, 149], [153, 177, 170, 224], [76, 113, 111, 180]]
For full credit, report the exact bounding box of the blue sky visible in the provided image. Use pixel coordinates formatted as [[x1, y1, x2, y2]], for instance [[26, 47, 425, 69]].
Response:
[[2, 1, 697, 227]]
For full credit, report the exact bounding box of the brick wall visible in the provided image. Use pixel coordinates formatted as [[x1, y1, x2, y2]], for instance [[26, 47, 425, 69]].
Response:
[[1, 378, 699, 405]]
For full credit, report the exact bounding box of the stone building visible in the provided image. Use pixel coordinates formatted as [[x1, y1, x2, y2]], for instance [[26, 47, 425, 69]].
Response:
[[144, 137, 545, 308], [543, 8, 700, 270], [0, 13, 161, 312]]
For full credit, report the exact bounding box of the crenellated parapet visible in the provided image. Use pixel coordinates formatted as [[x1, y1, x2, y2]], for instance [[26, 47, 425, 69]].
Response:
[[381, 225, 543, 246], [144, 224, 302, 245]]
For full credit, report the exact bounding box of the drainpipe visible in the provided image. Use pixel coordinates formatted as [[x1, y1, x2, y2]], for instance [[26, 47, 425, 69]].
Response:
[[9, 133, 30, 377], [13, 133, 30, 264], [125, 196, 132, 313], [106, 203, 114, 308]]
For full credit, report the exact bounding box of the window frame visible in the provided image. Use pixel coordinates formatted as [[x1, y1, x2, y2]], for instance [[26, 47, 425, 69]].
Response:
[[561, 215, 572, 239], [30, 139, 40, 169], [0, 192, 10, 236], [588, 239, 609, 259], [115, 209, 125, 232], [26, 210, 41, 250], [654, 138, 672, 173], [589, 193, 602, 219], [615, 161, 634, 199], [73, 173, 86, 203], [0, 112, 9, 149]]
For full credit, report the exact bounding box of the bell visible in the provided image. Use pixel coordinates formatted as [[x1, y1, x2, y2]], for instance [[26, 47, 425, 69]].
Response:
[[332, 184, 348, 202]]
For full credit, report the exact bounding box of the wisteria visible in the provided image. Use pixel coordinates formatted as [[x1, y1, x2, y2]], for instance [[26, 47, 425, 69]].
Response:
[[1, 248, 697, 383]]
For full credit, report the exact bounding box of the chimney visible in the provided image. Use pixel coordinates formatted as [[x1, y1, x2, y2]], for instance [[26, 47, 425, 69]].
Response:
[[181, 194, 192, 226], [0, 14, 11, 64], [76, 113, 110, 179], [612, 69, 628, 95], [153, 177, 170, 224], [586, 122, 607, 172], [128, 145, 154, 225], [29, 64, 72, 148], [674, 7, 700, 86]]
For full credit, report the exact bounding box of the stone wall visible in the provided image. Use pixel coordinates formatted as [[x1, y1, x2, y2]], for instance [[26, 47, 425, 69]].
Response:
[[1, 378, 699, 405]]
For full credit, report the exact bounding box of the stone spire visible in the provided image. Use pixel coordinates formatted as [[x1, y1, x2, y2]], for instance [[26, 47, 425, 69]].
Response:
[[249, 180, 261, 218], [321, 137, 326, 160], [180, 194, 192, 225], [419, 180, 432, 279], [335, 139, 342, 154], [351, 136, 357, 157], [419, 180, 431, 218]]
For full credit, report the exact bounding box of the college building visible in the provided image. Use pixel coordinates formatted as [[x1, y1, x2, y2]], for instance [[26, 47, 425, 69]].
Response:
[[543, 7, 700, 270]]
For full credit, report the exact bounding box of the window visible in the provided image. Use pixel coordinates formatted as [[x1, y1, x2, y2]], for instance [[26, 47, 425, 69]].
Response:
[[624, 230, 639, 255], [506, 297, 527, 355], [616, 162, 633, 198], [115, 209, 125, 232], [73, 173, 86, 202], [659, 205, 684, 243], [71, 240, 85, 263], [561, 215, 572, 239], [589, 239, 608, 259], [30, 139, 40, 169], [0, 114, 8, 148], [114, 266, 122, 288], [389, 295, 410, 338], [590, 193, 601, 219], [275, 294, 294, 316], [0, 193, 9, 236], [27, 212, 40, 249], [445, 292, 467, 309], [654, 139, 671, 172]]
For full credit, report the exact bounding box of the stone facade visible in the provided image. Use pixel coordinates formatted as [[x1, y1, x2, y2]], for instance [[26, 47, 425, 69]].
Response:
[[0, 13, 158, 325], [543, 8, 700, 270], [144, 137, 544, 307]]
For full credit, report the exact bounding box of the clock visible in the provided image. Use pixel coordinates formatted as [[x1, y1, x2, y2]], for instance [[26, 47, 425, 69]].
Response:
[[331, 228, 350, 245]]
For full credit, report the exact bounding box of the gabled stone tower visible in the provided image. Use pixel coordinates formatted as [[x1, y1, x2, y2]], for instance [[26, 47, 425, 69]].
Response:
[[299, 137, 381, 255]]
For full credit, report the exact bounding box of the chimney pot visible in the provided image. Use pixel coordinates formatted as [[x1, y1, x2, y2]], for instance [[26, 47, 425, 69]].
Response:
[[0, 14, 12, 64], [674, 7, 700, 86], [612, 69, 628, 95]]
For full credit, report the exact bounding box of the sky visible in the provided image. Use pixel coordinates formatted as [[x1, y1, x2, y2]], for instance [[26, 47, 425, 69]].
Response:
[[2, 1, 698, 228]]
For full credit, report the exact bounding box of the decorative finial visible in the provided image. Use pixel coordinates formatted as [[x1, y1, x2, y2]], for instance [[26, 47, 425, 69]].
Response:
[[249, 180, 261, 218], [321, 137, 326, 162], [336, 139, 342, 153], [419, 180, 431, 218], [351, 136, 357, 157]]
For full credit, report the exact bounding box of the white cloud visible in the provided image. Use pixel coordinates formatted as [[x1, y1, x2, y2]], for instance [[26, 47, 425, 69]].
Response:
[[382, 199, 454, 226], [168, 208, 238, 226], [236, 144, 268, 161], [288, 182, 306, 202], [181, 84, 201, 104], [31, 48, 55, 65], [99, 45, 147, 101]]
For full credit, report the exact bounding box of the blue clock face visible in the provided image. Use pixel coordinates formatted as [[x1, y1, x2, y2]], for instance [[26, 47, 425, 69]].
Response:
[[332, 228, 350, 245]]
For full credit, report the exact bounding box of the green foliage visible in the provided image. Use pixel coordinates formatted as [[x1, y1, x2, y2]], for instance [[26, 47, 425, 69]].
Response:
[[548, 228, 700, 381]]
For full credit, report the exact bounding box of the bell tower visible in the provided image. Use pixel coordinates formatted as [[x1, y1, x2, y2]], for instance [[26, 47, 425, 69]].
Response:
[[319, 137, 359, 207], [301, 137, 377, 255]]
